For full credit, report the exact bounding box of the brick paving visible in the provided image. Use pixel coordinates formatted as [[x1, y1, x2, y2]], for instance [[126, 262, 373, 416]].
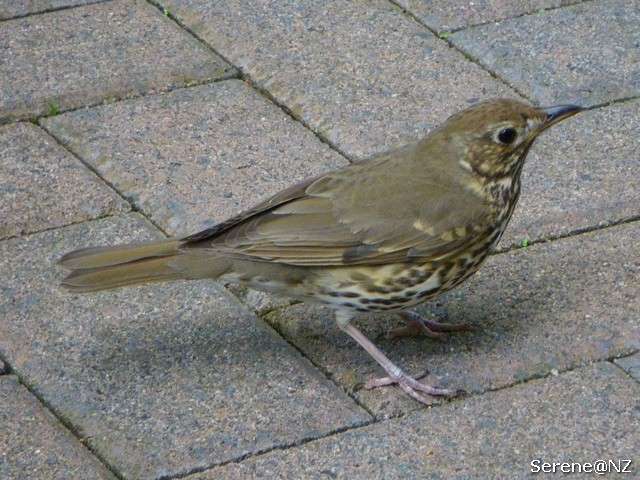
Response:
[[0, 1, 638, 479]]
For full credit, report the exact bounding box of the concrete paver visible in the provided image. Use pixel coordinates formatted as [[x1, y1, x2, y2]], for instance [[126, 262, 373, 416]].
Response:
[[450, 0, 640, 105], [0, 375, 116, 480], [0, 122, 127, 239], [265, 222, 640, 416], [0, 0, 234, 122], [162, 0, 516, 160], [43, 80, 348, 236], [0, 214, 369, 480], [201, 363, 640, 479]]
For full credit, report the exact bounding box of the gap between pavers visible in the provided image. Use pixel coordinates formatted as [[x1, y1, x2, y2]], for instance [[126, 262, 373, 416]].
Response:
[[614, 352, 640, 384], [0, 0, 105, 20], [0, 375, 116, 480], [391, 0, 583, 33], [0, 122, 129, 240]]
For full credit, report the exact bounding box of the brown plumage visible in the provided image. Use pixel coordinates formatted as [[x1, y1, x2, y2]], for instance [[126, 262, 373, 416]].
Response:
[[59, 99, 582, 404]]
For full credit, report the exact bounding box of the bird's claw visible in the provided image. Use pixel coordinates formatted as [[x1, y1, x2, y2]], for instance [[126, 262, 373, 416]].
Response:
[[388, 311, 474, 340], [364, 372, 462, 404]]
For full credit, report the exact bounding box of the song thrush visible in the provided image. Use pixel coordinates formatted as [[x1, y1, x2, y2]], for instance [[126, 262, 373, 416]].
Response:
[[59, 99, 582, 404]]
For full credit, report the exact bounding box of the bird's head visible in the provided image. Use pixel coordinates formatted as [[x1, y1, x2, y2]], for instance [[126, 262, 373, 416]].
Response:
[[437, 98, 582, 179]]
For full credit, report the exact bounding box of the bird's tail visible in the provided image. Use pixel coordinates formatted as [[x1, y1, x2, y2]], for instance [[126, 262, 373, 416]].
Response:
[[58, 239, 229, 293]]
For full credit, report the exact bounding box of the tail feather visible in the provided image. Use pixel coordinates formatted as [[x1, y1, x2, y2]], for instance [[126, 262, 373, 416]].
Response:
[[59, 239, 230, 293], [61, 256, 185, 293], [58, 239, 182, 269]]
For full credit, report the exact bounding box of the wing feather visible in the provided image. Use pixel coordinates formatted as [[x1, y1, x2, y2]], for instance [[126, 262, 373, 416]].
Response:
[[184, 150, 494, 266]]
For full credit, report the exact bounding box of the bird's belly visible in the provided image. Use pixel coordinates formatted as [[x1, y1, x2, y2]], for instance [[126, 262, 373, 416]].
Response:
[[311, 260, 468, 312], [312, 239, 496, 312]]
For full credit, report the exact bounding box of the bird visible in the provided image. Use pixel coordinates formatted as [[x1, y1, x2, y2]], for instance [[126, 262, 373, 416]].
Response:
[[59, 99, 582, 404]]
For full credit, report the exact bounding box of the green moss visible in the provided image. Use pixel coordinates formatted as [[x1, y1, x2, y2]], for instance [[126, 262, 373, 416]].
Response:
[[46, 102, 60, 116]]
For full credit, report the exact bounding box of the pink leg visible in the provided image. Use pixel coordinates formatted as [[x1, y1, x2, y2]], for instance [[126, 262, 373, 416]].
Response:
[[336, 314, 459, 404], [387, 310, 473, 340]]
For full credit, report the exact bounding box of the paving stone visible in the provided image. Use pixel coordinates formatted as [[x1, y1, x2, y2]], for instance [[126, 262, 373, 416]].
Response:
[[0, 0, 234, 123], [0, 0, 101, 20], [264, 222, 640, 417], [0, 123, 127, 239], [0, 214, 369, 480], [0, 375, 115, 480], [161, 0, 516, 160], [615, 353, 640, 383], [500, 99, 640, 248], [450, 0, 640, 106], [394, 0, 580, 32], [199, 362, 640, 479], [43, 80, 348, 236]]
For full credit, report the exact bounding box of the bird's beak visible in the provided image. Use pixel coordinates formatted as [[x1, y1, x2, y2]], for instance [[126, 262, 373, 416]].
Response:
[[541, 104, 583, 128]]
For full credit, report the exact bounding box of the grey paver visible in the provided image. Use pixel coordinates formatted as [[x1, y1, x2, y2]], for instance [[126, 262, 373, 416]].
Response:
[[0, 375, 115, 480], [394, 0, 580, 32], [0, 0, 101, 20], [161, 0, 516, 160], [264, 222, 640, 416], [615, 353, 640, 383], [0, 214, 369, 480], [0, 0, 234, 122], [43, 80, 348, 236], [198, 363, 640, 479], [500, 99, 640, 248], [0, 123, 127, 239], [450, 0, 640, 106]]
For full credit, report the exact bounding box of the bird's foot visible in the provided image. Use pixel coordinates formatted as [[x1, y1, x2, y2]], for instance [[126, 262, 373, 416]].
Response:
[[387, 310, 473, 340], [337, 318, 464, 405], [364, 371, 461, 404]]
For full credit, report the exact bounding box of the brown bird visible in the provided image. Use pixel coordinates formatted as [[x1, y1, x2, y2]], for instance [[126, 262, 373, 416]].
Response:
[[59, 99, 582, 404]]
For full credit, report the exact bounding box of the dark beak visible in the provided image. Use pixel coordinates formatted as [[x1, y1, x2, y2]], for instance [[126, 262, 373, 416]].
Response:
[[542, 104, 583, 126]]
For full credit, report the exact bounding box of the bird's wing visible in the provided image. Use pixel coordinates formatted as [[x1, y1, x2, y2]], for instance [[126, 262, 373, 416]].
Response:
[[184, 160, 494, 266]]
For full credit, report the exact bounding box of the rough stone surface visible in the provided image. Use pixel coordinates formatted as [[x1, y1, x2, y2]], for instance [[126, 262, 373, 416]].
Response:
[[615, 353, 640, 383], [162, 0, 516, 160], [0, 359, 6, 374], [395, 0, 579, 32], [227, 284, 295, 316], [0, 123, 127, 239], [0, 375, 115, 480], [450, 0, 640, 106], [0, 214, 369, 480], [199, 363, 640, 479], [500, 99, 640, 248], [0, 0, 102, 20], [264, 222, 640, 416], [0, 0, 234, 122], [43, 80, 348, 236]]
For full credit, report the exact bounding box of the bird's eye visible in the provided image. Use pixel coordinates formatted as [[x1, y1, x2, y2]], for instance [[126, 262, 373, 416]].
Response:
[[497, 128, 517, 145]]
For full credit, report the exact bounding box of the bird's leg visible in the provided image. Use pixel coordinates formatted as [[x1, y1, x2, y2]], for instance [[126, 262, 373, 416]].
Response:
[[335, 312, 457, 404], [387, 310, 473, 340]]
